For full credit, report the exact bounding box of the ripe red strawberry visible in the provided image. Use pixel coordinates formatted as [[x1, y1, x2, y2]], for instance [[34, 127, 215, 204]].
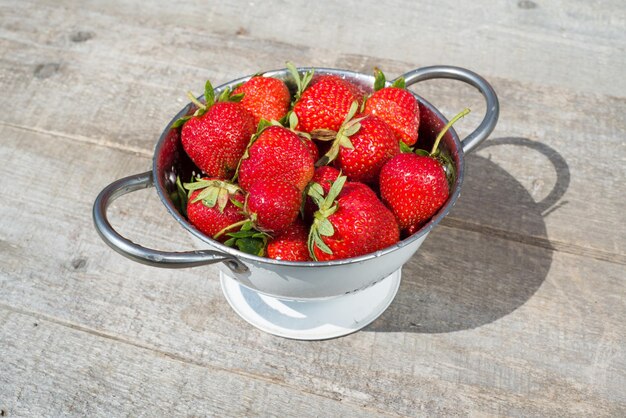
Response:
[[318, 106, 400, 184], [238, 125, 314, 192], [308, 176, 399, 261], [379, 109, 469, 234], [267, 218, 311, 261], [177, 81, 256, 179], [184, 178, 246, 242], [293, 74, 364, 133], [233, 75, 290, 125], [379, 153, 449, 231], [364, 69, 420, 146], [311, 166, 341, 193], [246, 179, 302, 234]]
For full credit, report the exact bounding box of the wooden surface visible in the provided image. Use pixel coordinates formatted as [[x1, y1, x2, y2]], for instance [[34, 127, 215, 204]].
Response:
[[1, 0, 625, 416]]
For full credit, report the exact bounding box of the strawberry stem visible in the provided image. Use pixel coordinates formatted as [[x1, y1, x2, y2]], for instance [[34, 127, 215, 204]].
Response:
[[431, 108, 470, 155], [213, 219, 248, 240]]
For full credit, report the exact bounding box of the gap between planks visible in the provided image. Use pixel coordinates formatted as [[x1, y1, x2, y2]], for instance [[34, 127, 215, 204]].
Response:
[[0, 302, 402, 418], [4, 120, 624, 266]]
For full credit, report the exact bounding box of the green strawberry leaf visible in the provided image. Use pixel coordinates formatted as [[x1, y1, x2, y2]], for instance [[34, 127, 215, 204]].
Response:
[[224, 227, 270, 257], [414, 149, 430, 156], [173, 175, 188, 217], [231, 197, 244, 209], [229, 92, 244, 103], [374, 67, 386, 91], [313, 233, 332, 255], [172, 115, 191, 128], [289, 111, 299, 130], [342, 101, 360, 126], [287, 62, 314, 104], [399, 141, 413, 153], [195, 186, 219, 206], [317, 218, 334, 237], [204, 79, 215, 108], [217, 87, 231, 103], [391, 77, 406, 89], [216, 188, 230, 212], [234, 237, 266, 256], [324, 175, 347, 208], [342, 122, 361, 138]]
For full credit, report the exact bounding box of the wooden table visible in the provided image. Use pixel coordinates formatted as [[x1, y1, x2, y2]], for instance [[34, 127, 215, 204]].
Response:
[[1, 0, 624, 416]]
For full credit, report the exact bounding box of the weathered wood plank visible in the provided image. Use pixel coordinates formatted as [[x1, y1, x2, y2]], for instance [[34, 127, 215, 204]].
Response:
[[0, 0, 624, 259], [4, 0, 624, 96], [1, 0, 625, 416], [0, 308, 385, 417], [0, 124, 624, 416]]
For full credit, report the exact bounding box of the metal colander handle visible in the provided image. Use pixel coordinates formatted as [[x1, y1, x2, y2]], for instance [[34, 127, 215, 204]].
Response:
[[396, 65, 499, 154], [92, 171, 247, 273]]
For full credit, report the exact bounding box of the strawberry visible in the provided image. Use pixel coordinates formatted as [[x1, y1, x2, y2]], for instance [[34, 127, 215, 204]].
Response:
[[316, 103, 400, 184], [292, 73, 364, 134], [379, 109, 469, 234], [364, 69, 420, 147], [246, 179, 302, 234], [233, 75, 290, 125], [267, 218, 311, 261], [307, 176, 399, 261], [183, 178, 246, 242], [176, 80, 256, 179], [238, 125, 314, 192], [212, 178, 302, 256]]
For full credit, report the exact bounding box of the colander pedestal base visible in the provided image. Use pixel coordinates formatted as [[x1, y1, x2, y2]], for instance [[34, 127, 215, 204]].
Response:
[[220, 269, 402, 340]]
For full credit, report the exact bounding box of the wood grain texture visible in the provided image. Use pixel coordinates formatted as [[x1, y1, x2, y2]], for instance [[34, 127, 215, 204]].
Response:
[[0, 125, 624, 416], [1, 0, 625, 416], [0, 309, 384, 417], [0, 0, 624, 260]]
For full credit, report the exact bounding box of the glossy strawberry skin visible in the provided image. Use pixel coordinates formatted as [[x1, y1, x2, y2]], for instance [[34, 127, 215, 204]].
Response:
[[293, 75, 364, 133], [267, 218, 311, 261], [233, 76, 290, 125], [186, 186, 246, 243], [246, 179, 302, 234], [238, 126, 314, 192], [364, 87, 420, 146], [335, 115, 400, 184], [181, 102, 256, 179], [379, 153, 449, 232], [313, 182, 399, 261]]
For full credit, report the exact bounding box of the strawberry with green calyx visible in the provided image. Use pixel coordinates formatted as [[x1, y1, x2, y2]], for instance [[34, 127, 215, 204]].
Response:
[[173, 80, 243, 128], [292, 72, 364, 134], [364, 68, 420, 147], [183, 177, 247, 243], [215, 178, 302, 240], [233, 74, 291, 125], [379, 108, 470, 234], [315, 102, 400, 184], [308, 175, 400, 261], [267, 218, 312, 261], [237, 124, 315, 192], [176, 80, 256, 180]]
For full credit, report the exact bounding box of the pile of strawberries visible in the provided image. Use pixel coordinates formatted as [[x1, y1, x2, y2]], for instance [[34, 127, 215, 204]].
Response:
[[173, 64, 466, 262]]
